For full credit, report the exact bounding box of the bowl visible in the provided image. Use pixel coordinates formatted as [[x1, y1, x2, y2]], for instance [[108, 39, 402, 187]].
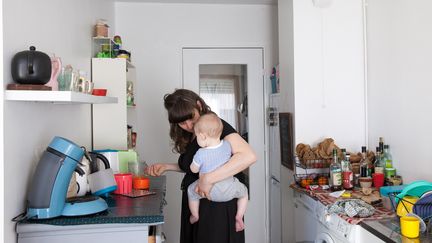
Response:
[[92, 88, 107, 96], [359, 177, 373, 188]]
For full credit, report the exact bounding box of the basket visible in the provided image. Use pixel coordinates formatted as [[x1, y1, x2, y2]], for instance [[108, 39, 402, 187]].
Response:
[[298, 158, 331, 169], [294, 173, 329, 188], [294, 157, 330, 188]]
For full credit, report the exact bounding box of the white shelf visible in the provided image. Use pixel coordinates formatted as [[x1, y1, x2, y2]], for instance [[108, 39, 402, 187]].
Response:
[[5, 90, 118, 104]]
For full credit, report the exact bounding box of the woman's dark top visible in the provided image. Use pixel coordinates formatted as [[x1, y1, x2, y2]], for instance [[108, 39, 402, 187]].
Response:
[[178, 119, 245, 243]]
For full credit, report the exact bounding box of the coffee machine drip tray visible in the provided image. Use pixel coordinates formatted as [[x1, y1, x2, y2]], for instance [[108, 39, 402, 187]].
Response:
[[62, 195, 108, 216]]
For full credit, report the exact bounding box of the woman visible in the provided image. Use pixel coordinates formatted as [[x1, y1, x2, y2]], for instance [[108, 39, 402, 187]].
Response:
[[145, 89, 256, 243]]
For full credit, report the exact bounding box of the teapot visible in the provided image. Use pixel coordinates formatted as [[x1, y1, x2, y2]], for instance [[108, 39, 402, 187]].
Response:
[[11, 46, 52, 85]]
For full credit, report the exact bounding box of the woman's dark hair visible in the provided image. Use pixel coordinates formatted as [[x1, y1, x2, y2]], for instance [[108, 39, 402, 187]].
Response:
[[164, 89, 211, 153]]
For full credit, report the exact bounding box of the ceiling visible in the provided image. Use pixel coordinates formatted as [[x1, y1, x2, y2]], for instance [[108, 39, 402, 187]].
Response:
[[114, 0, 277, 5]]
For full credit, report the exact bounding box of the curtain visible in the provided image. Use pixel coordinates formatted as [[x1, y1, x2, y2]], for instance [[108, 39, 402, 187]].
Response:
[[200, 78, 237, 130]]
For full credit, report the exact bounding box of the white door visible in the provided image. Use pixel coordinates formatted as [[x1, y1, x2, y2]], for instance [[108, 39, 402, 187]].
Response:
[[183, 48, 267, 243]]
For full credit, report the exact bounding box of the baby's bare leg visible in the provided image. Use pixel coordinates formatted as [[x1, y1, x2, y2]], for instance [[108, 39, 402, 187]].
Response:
[[188, 200, 200, 224], [235, 195, 248, 232]]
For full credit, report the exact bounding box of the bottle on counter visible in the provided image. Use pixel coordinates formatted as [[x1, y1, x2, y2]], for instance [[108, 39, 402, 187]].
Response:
[[379, 137, 384, 154], [329, 148, 342, 191], [374, 146, 384, 174], [342, 151, 353, 190], [360, 146, 371, 177], [383, 144, 393, 168]]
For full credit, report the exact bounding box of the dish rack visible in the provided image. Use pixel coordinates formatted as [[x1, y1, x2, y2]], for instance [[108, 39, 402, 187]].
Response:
[[388, 192, 432, 222], [294, 157, 330, 188]]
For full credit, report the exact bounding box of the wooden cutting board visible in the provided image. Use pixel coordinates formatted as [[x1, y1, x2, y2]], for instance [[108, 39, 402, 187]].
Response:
[[7, 83, 52, 90]]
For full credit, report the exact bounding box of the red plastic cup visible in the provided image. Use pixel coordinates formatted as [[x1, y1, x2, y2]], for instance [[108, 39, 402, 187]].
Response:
[[114, 173, 133, 194], [373, 173, 385, 189]]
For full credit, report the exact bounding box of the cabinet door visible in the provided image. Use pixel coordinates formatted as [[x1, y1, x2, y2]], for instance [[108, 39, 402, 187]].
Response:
[[92, 58, 127, 150]]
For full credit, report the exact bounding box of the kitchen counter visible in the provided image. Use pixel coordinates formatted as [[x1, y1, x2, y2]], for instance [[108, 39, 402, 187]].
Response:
[[16, 176, 166, 243], [291, 183, 395, 225], [361, 217, 432, 243]]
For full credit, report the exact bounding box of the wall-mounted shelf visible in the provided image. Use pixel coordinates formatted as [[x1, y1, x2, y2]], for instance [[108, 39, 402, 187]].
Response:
[[4, 90, 118, 104]]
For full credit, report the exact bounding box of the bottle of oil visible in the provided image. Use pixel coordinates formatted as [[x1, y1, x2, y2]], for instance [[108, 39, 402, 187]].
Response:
[[329, 149, 342, 191], [360, 146, 371, 177]]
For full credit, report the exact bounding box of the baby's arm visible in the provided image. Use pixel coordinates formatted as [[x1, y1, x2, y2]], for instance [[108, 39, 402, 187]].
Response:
[[190, 149, 202, 174], [190, 163, 200, 173]]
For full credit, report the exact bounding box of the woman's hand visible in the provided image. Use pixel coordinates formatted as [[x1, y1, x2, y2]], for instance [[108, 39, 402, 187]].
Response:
[[144, 163, 183, 176], [144, 163, 167, 176], [195, 174, 214, 200]]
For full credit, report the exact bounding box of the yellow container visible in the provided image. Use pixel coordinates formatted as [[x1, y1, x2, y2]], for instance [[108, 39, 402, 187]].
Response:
[[396, 196, 419, 217], [400, 216, 420, 239]]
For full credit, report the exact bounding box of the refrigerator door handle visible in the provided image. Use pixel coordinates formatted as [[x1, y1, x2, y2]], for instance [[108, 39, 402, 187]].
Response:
[[271, 175, 280, 184]]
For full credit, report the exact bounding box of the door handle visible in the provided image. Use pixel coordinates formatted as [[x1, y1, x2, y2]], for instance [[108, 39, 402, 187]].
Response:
[[271, 175, 280, 184]]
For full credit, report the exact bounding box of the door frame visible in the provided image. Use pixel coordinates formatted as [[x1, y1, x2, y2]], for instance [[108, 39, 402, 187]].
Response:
[[182, 47, 268, 243]]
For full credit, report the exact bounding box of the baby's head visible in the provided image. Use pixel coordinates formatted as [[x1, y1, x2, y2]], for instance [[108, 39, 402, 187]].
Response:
[[194, 112, 223, 147]]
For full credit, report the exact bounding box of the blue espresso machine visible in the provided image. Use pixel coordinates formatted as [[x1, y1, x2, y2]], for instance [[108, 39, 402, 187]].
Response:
[[27, 136, 108, 219]]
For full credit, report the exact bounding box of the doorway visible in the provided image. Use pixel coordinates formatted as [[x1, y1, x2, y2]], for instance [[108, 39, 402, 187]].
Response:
[[182, 48, 267, 243]]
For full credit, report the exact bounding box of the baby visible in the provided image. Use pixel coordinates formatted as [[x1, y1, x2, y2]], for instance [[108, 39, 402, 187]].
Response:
[[187, 113, 248, 232]]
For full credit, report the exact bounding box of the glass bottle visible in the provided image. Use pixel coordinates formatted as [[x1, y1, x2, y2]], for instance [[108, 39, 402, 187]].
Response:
[[374, 147, 384, 174], [329, 149, 342, 191], [360, 146, 370, 177], [383, 145, 393, 168], [342, 152, 353, 190]]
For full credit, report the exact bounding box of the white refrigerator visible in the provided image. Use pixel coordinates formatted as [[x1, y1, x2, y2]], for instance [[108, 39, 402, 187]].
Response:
[[268, 94, 282, 243]]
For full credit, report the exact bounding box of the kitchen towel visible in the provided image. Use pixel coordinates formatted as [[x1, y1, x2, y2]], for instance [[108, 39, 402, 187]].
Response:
[[327, 199, 375, 218]]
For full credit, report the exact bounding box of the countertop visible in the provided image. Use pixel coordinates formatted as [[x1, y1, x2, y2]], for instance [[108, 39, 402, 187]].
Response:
[[17, 176, 166, 229], [361, 217, 432, 243], [290, 183, 395, 225]]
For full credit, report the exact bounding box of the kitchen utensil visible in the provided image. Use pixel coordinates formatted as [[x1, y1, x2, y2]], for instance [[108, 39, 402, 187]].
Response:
[[87, 152, 117, 197], [26, 136, 107, 219], [45, 55, 62, 90], [397, 196, 419, 217], [400, 216, 420, 238], [11, 46, 52, 85], [114, 173, 133, 194]]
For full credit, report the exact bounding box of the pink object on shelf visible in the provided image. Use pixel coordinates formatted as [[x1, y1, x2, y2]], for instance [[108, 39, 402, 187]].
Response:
[[46, 55, 61, 91], [113, 173, 133, 194]]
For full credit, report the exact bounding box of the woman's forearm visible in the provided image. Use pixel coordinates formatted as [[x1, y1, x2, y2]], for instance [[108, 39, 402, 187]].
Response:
[[205, 133, 257, 184], [163, 163, 183, 172]]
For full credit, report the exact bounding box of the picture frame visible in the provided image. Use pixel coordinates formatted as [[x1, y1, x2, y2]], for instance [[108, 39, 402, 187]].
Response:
[[279, 112, 294, 170]]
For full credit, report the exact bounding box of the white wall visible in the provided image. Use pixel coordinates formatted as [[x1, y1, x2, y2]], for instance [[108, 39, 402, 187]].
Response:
[[1, 0, 5, 241], [115, 3, 278, 242], [292, 0, 366, 151], [366, 0, 432, 182], [278, 0, 295, 242], [278, 0, 366, 242], [2, 0, 114, 242]]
